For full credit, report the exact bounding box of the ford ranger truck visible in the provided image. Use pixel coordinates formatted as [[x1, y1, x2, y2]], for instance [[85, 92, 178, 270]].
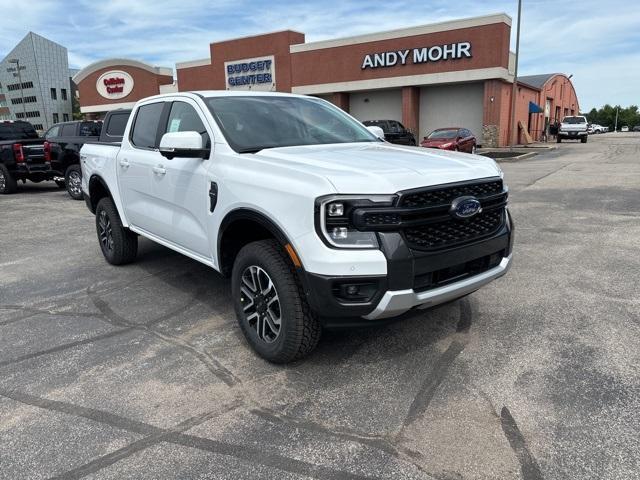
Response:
[[557, 115, 588, 143], [80, 92, 513, 363]]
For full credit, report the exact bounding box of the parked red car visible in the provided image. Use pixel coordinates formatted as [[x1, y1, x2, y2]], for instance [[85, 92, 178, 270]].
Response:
[[420, 127, 477, 153]]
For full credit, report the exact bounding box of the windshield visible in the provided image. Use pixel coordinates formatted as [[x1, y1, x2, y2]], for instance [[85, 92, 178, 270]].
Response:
[[427, 129, 458, 139], [563, 116, 586, 124], [205, 96, 378, 153]]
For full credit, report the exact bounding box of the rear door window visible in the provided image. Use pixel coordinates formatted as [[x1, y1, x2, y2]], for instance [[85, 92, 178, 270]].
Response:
[[131, 103, 165, 149], [79, 122, 101, 136], [61, 123, 76, 136]]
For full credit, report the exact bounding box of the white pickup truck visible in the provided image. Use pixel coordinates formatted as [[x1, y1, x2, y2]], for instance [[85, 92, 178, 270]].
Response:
[[558, 115, 589, 143], [80, 91, 513, 362]]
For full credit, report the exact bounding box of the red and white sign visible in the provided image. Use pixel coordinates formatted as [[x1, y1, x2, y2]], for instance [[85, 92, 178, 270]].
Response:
[[96, 70, 134, 99]]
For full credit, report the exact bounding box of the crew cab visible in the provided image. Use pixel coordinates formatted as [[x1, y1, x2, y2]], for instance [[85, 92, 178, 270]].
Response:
[[81, 91, 513, 363], [558, 115, 588, 143], [45, 112, 131, 199], [0, 120, 47, 194]]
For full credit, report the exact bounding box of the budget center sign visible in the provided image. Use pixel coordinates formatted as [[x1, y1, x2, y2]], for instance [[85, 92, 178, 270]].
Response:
[[225, 55, 275, 91]]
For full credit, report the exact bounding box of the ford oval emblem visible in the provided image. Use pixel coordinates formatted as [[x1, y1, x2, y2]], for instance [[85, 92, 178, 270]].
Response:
[[450, 196, 482, 219]]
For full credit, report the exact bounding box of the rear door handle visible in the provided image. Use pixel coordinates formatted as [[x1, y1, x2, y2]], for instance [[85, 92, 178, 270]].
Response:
[[152, 165, 166, 175], [119, 159, 130, 168]]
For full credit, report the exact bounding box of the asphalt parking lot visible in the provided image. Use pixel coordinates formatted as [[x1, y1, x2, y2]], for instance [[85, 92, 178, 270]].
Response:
[[1, 132, 639, 480]]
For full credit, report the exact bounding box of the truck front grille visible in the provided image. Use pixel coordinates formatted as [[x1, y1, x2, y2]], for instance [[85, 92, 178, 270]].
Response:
[[403, 209, 504, 250], [400, 179, 503, 208], [399, 179, 506, 251]]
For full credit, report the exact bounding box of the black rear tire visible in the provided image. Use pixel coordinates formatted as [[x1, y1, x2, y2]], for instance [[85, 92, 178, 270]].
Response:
[[557, 136, 562, 143], [581, 136, 587, 143], [0, 164, 17, 194], [65, 164, 83, 200], [55, 179, 66, 189], [95, 197, 138, 265], [232, 239, 321, 363]]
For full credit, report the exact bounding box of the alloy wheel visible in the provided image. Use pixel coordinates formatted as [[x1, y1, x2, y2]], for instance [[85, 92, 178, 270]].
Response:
[[98, 210, 114, 252], [0, 171, 5, 191], [239, 265, 281, 343], [68, 171, 82, 197]]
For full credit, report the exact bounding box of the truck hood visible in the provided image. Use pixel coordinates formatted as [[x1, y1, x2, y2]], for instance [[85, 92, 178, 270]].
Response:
[[251, 142, 501, 193]]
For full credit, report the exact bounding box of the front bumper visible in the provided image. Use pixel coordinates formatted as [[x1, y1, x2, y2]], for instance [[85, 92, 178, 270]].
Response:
[[302, 210, 513, 322], [364, 254, 511, 319], [559, 130, 587, 138]]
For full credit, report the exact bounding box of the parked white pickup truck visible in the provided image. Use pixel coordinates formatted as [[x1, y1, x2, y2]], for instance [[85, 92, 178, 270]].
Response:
[[558, 115, 589, 143], [80, 91, 513, 362]]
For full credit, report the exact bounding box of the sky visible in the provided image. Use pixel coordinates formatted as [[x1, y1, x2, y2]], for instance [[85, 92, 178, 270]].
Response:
[[2, 0, 639, 110]]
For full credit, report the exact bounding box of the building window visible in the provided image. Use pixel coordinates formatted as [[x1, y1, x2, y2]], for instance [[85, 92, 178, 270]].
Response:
[[51, 88, 57, 100], [53, 113, 59, 124], [32, 124, 44, 130], [15, 111, 40, 119], [63, 113, 69, 121], [7, 81, 33, 91], [61, 88, 67, 101], [10, 96, 37, 104]]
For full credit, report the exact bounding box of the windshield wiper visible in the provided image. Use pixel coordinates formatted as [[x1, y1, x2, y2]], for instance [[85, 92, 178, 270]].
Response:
[[237, 146, 278, 154]]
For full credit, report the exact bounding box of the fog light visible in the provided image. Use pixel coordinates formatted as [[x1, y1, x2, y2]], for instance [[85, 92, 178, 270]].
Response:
[[328, 203, 344, 216], [331, 227, 348, 239], [346, 285, 359, 296]]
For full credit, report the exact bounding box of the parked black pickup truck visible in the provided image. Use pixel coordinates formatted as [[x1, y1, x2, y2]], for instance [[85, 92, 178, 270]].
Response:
[[0, 121, 48, 194], [44, 111, 131, 199]]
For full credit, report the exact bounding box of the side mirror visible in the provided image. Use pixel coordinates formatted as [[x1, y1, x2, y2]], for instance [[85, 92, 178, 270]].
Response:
[[159, 131, 209, 160], [366, 126, 386, 140]]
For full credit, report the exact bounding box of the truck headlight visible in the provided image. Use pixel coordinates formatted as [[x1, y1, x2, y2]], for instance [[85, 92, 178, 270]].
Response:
[[315, 194, 396, 249]]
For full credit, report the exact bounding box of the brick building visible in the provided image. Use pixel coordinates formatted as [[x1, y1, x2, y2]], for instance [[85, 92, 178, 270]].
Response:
[[73, 59, 176, 117], [75, 13, 579, 146], [175, 13, 579, 146]]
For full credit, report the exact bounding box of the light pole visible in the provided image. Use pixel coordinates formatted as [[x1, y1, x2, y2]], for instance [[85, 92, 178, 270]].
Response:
[[8, 58, 27, 119], [508, 0, 522, 149]]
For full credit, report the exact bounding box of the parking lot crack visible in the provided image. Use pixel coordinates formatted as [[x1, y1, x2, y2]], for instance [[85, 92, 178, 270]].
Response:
[[0, 327, 136, 369], [87, 286, 240, 387]]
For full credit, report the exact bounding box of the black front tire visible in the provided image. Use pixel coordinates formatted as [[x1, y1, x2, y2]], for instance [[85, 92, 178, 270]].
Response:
[[65, 164, 83, 200], [0, 164, 17, 194], [581, 136, 587, 143], [232, 239, 321, 363], [95, 197, 138, 265], [557, 136, 562, 143]]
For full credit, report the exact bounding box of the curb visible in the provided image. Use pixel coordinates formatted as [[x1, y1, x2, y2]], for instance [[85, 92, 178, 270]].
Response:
[[493, 151, 538, 163]]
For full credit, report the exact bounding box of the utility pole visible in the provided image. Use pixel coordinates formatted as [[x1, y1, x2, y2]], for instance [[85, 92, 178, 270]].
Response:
[[8, 58, 26, 119], [614, 106, 619, 132], [508, 0, 522, 149]]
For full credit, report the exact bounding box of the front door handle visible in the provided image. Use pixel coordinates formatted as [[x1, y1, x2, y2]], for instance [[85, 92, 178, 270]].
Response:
[[152, 166, 166, 175], [119, 159, 130, 168]]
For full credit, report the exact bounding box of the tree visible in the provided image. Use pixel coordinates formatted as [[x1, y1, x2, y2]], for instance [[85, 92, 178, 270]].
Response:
[[585, 104, 640, 130]]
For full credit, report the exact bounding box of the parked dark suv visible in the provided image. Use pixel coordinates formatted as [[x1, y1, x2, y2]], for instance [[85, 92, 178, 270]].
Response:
[[362, 120, 417, 146], [44, 120, 103, 199]]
